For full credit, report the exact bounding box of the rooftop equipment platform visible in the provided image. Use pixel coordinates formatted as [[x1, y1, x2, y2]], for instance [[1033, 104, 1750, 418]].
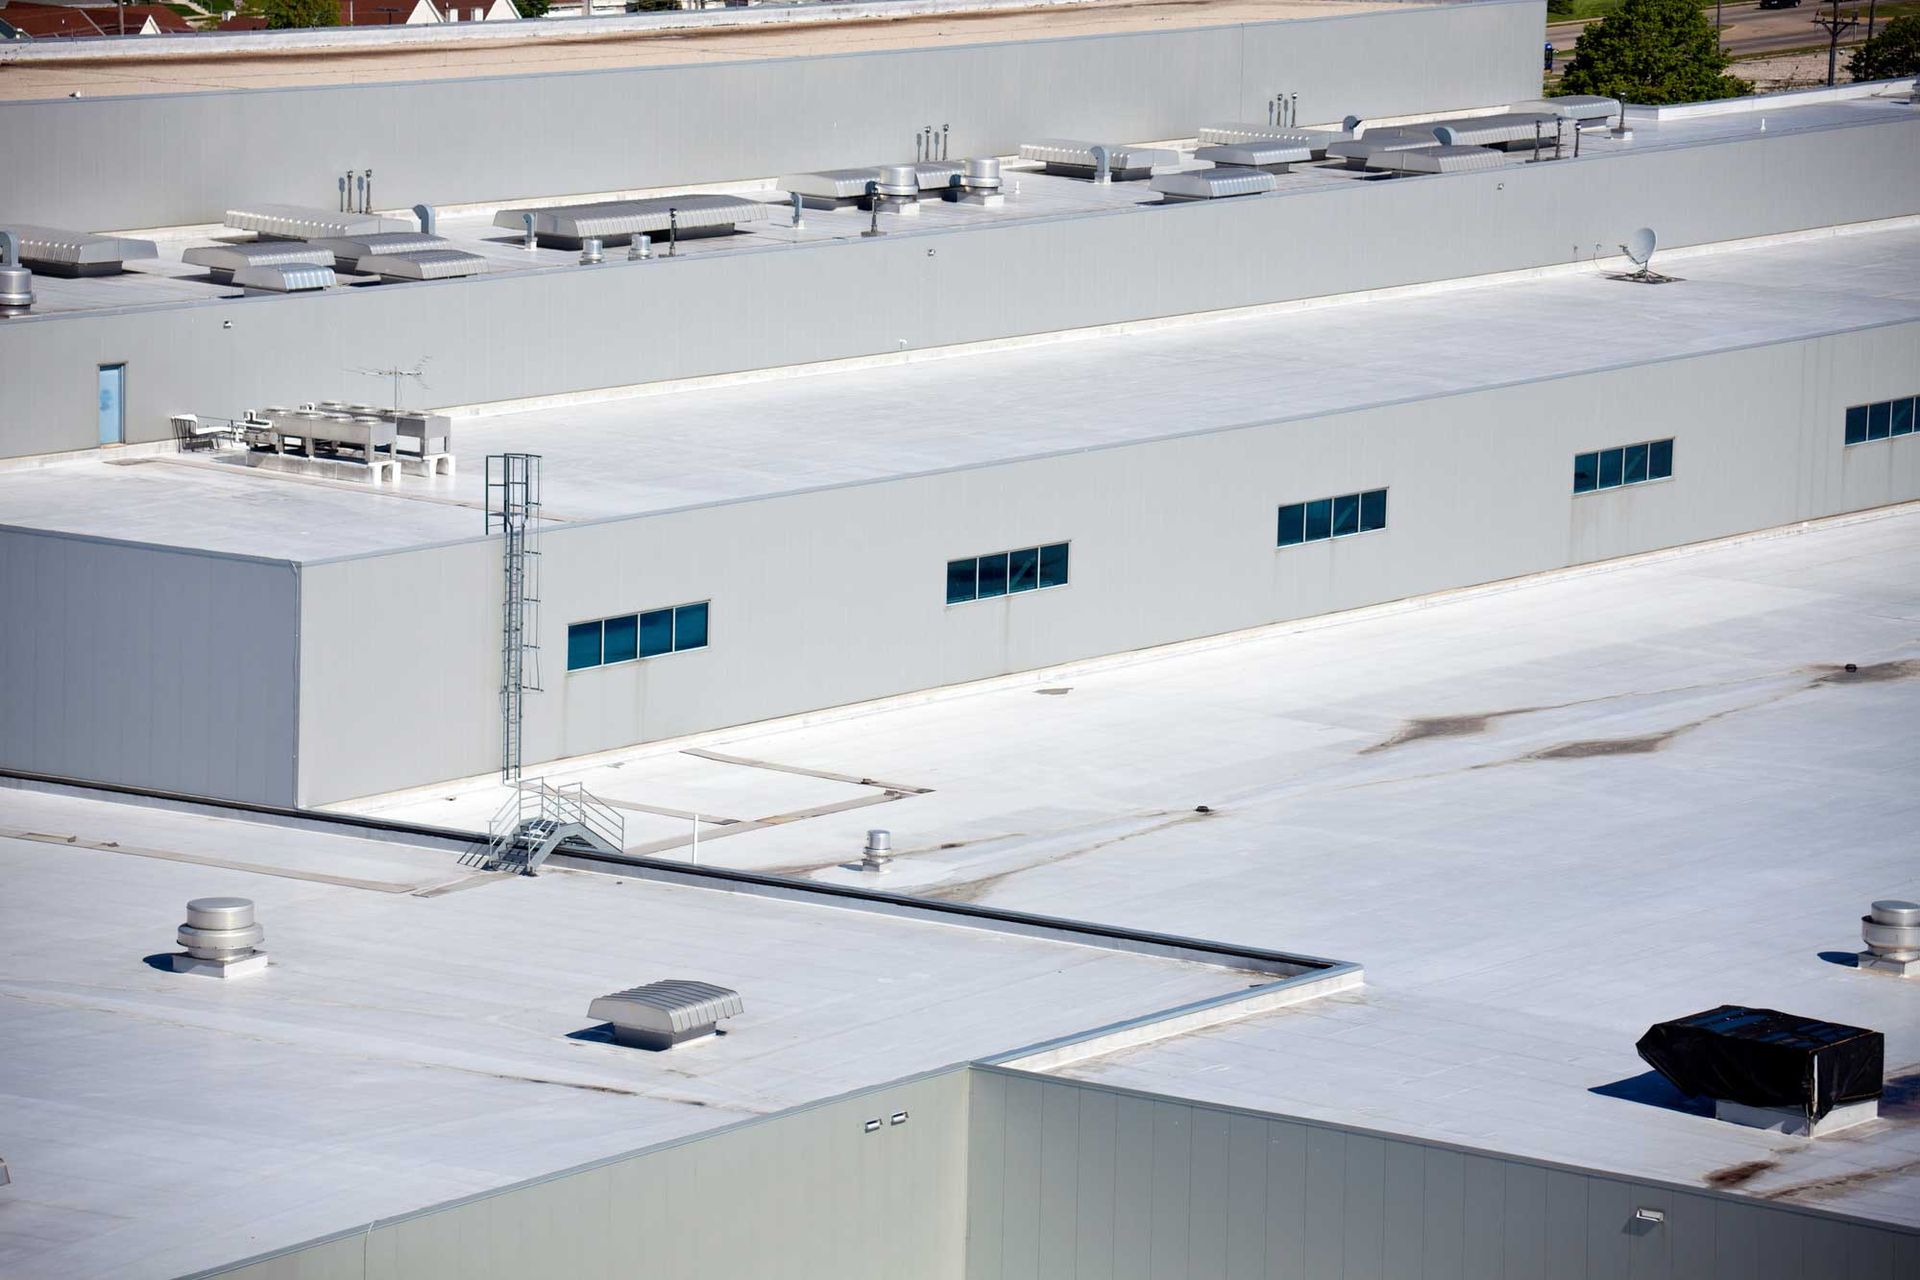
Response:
[[1151, 167, 1279, 201], [1017, 139, 1177, 180], [181, 241, 335, 283], [493, 193, 771, 248], [1512, 94, 1622, 125], [224, 204, 413, 240], [2, 223, 157, 276], [783, 162, 964, 209], [1192, 140, 1316, 172]]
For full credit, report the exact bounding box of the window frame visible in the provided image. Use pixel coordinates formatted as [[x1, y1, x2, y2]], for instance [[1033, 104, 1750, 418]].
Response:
[[566, 600, 712, 673], [1275, 488, 1389, 549], [1844, 397, 1919, 448], [945, 541, 1073, 607], [1572, 438, 1675, 496]]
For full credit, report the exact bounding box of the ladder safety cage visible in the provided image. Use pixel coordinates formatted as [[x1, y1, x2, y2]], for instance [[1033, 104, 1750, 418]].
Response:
[[485, 453, 543, 783]]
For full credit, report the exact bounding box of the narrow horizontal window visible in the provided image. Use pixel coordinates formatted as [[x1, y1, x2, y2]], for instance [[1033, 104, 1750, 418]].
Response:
[[639, 608, 673, 658], [603, 614, 639, 665], [673, 602, 709, 652], [1360, 489, 1388, 532], [1008, 546, 1040, 594], [1868, 402, 1892, 441], [568, 601, 711, 672], [946, 558, 978, 605], [1277, 489, 1387, 547], [1575, 439, 1671, 494], [1597, 448, 1623, 489], [1845, 405, 1870, 445], [1573, 453, 1598, 494], [946, 543, 1070, 605], [977, 552, 1009, 599], [1038, 543, 1070, 589], [567, 621, 603, 672], [1331, 493, 1360, 538]]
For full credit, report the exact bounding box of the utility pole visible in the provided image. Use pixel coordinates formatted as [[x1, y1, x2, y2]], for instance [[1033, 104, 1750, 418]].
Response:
[[1866, 0, 1877, 40], [1715, 0, 1722, 51], [1812, 0, 1857, 87]]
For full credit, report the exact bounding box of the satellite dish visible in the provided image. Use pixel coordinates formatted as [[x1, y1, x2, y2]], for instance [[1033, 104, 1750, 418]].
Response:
[[1623, 227, 1656, 270]]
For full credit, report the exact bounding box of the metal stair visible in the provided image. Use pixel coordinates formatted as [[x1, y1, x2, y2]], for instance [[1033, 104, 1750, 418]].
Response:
[[478, 780, 625, 874]]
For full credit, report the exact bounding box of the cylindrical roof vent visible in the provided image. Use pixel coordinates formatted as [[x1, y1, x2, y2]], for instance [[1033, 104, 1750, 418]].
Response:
[[875, 165, 918, 199], [963, 157, 1002, 191], [1861, 900, 1920, 976], [580, 238, 604, 265], [861, 828, 892, 872], [0, 231, 32, 316], [172, 897, 267, 978]]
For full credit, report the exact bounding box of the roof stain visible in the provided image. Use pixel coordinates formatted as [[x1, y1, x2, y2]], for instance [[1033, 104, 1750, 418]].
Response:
[[1807, 659, 1920, 686], [1527, 729, 1683, 759], [1705, 1158, 1779, 1190]]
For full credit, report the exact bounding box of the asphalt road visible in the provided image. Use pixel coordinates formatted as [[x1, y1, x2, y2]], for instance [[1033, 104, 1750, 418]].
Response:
[[1546, 1, 1886, 60]]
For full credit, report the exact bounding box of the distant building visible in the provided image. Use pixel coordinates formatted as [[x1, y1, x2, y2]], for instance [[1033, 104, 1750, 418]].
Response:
[[0, 2, 193, 36], [216, 0, 515, 29]]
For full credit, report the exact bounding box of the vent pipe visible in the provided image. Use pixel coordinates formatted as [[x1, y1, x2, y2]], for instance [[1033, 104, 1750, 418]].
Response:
[[579, 237, 603, 265], [860, 829, 893, 872], [1090, 144, 1112, 185], [520, 211, 537, 250], [0, 231, 33, 315], [790, 190, 805, 229], [363, 169, 374, 214], [171, 897, 267, 978], [628, 233, 651, 261], [1289, 93, 1298, 127], [1860, 900, 1920, 977], [338, 172, 350, 212], [413, 203, 436, 235], [941, 123, 950, 160]]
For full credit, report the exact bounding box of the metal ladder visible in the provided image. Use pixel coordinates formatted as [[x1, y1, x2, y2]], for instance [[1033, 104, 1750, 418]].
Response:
[[485, 453, 542, 783]]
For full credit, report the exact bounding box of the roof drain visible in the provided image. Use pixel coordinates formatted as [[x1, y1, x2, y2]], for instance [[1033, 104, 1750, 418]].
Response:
[[0, 231, 32, 316]]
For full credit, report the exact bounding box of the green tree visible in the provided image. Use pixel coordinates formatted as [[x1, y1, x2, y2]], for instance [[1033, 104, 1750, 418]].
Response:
[[1557, 0, 1751, 104], [258, 0, 338, 26], [1850, 15, 1920, 82], [513, 0, 548, 15]]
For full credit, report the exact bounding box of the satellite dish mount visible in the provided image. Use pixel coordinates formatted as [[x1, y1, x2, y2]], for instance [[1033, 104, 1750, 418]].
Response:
[[1612, 226, 1678, 284]]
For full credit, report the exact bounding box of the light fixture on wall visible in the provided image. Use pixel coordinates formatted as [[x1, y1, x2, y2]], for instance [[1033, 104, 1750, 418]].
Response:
[[1633, 1208, 1666, 1225]]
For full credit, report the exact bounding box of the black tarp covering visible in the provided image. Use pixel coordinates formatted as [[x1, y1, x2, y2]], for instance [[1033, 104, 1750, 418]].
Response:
[[1636, 1006, 1883, 1119]]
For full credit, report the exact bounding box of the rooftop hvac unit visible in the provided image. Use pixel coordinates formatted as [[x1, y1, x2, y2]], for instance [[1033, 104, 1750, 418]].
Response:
[[224, 205, 412, 241], [1193, 140, 1314, 173], [1, 223, 157, 277], [588, 980, 742, 1050], [1636, 1006, 1883, 1136], [492, 194, 770, 249], [1152, 167, 1278, 202], [183, 242, 335, 284], [1195, 124, 1342, 158], [1017, 140, 1177, 182]]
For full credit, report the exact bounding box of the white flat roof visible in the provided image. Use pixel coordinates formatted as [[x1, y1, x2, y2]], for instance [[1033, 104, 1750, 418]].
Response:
[[5, 219, 1918, 563], [346, 502, 1920, 1229], [0, 788, 1257, 1279]]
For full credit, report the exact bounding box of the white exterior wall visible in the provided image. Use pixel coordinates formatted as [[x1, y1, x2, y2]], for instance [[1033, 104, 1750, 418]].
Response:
[[290, 320, 1920, 806], [0, 529, 301, 804]]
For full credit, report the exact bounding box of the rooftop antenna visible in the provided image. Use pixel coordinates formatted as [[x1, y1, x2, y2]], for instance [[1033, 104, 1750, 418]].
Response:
[[349, 357, 431, 414], [1615, 227, 1676, 284]]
